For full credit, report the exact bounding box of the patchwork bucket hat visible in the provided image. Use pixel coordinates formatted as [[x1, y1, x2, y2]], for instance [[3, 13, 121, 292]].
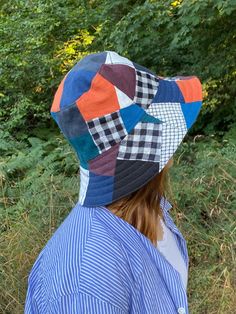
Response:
[[50, 51, 203, 207]]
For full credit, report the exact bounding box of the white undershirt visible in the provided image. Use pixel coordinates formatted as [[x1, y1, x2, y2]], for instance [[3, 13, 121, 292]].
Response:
[[156, 218, 188, 290]]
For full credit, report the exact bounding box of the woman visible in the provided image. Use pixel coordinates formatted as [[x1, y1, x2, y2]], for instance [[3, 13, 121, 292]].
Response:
[[25, 51, 203, 313]]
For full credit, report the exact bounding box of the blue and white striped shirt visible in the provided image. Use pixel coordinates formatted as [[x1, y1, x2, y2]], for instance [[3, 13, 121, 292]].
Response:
[[25, 197, 189, 314]]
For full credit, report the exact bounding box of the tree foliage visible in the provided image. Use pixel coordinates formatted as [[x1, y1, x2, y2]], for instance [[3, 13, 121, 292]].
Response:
[[0, 0, 235, 135]]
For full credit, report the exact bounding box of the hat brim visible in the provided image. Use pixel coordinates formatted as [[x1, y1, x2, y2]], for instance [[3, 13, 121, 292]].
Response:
[[79, 153, 159, 206]]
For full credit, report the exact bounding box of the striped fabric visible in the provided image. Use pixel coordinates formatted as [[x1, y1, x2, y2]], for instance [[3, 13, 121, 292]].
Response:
[[25, 197, 189, 314]]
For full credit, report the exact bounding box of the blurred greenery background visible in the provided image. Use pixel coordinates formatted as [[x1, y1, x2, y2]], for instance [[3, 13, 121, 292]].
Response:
[[0, 0, 235, 313]]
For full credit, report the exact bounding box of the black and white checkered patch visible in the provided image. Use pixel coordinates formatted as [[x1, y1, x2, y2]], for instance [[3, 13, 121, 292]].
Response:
[[117, 122, 162, 162], [87, 111, 127, 153], [147, 102, 187, 129], [134, 70, 159, 109], [147, 102, 188, 170]]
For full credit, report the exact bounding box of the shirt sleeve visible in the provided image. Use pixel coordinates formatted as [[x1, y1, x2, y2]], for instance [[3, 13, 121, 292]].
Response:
[[48, 290, 126, 314]]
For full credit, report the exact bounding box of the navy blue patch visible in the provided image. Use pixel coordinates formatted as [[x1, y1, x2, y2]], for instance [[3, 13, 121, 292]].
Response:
[[57, 103, 88, 138]]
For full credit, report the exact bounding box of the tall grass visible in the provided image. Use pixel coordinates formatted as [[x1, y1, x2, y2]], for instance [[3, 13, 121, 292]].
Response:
[[169, 131, 236, 313]]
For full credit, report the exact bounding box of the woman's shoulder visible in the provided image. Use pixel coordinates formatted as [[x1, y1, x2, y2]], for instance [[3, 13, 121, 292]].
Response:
[[26, 203, 137, 304], [29, 196, 174, 283], [25, 215, 130, 312]]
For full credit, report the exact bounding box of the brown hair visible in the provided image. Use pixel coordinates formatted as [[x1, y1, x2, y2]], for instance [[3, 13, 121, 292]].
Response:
[[106, 160, 172, 247]]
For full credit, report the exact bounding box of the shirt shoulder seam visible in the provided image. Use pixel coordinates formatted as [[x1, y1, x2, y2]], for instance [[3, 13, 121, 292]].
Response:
[[48, 288, 126, 313], [79, 207, 96, 274]]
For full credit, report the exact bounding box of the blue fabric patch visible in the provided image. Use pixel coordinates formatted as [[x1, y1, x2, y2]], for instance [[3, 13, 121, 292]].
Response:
[[140, 112, 163, 124], [74, 52, 107, 72], [60, 69, 95, 110], [120, 104, 145, 133], [152, 79, 185, 103], [180, 101, 202, 129], [83, 173, 114, 206], [69, 133, 100, 169], [57, 103, 88, 138]]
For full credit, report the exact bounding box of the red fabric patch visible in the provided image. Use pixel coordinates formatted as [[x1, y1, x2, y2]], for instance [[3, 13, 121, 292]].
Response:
[[176, 76, 202, 103], [51, 74, 68, 113], [76, 73, 120, 121]]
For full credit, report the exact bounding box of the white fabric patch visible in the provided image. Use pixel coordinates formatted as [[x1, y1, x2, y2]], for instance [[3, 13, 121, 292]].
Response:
[[115, 86, 133, 109], [157, 218, 188, 290], [105, 51, 134, 68], [78, 165, 90, 205]]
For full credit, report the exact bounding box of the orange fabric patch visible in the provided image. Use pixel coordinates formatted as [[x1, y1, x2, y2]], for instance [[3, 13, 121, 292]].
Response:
[[176, 76, 202, 103], [51, 74, 67, 113], [76, 73, 119, 121]]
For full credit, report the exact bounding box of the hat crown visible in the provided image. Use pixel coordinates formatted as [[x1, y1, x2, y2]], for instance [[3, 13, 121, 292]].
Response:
[[50, 51, 162, 163]]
